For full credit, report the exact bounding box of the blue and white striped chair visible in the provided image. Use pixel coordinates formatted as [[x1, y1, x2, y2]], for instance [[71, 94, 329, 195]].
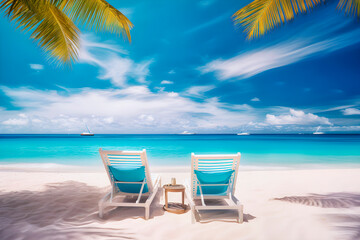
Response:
[[98, 148, 161, 219], [186, 153, 243, 223]]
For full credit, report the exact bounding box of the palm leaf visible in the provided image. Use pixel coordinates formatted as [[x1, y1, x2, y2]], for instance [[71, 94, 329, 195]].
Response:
[[0, 0, 79, 65], [233, 0, 323, 39], [338, 0, 360, 17], [58, 0, 133, 41]]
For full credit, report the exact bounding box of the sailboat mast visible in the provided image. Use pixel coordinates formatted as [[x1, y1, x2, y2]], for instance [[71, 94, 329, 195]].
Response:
[[85, 124, 91, 133]]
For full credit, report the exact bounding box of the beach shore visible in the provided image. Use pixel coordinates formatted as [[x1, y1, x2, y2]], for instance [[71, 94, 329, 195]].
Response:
[[0, 168, 359, 240]]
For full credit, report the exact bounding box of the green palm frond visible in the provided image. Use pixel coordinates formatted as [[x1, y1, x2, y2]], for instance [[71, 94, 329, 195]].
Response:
[[1, 0, 79, 65], [59, 0, 133, 41], [0, 0, 132, 65], [338, 0, 360, 17], [232, 0, 323, 39], [233, 0, 360, 39]]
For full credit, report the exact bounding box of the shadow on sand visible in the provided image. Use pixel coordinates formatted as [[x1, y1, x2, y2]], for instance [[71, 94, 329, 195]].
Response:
[[0, 181, 164, 240], [274, 192, 360, 240], [274, 192, 360, 208]]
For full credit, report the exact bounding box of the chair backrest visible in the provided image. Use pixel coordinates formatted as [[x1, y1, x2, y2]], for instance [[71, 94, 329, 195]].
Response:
[[191, 153, 241, 198], [99, 148, 154, 193]]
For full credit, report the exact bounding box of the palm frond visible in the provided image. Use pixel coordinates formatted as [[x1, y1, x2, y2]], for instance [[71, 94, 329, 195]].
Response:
[[58, 0, 133, 41], [0, 0, 79, 65], [338, 0, 360, 17], [233, 0, 323, 39]]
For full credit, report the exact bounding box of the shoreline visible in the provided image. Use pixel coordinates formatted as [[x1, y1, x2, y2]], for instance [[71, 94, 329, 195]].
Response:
[[1, 162, 360, 173]]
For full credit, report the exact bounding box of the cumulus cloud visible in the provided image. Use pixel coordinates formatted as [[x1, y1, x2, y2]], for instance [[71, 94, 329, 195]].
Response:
[[161, 80, 173, 84], [342, 108, 360, 115], [29, 64, 44, 71], [2, 113, 29, 126], [200, 28, 360, 80], [251, 97, 260, 102], [266, 109, 331, 125], [2, 118, 28, 126], [0, 86, 256, 133], [79, 35, 153, 87]]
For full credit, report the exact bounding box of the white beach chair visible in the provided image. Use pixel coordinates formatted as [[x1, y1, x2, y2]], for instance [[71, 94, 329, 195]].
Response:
[[185, 153, 243, 223], [98, 148, 161, 219]]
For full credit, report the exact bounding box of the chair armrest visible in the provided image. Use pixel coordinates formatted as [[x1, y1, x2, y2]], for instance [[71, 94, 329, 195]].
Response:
[[184, 179, 195, 208], [145, 175, 161, 205], [231, 194, 242, 206]]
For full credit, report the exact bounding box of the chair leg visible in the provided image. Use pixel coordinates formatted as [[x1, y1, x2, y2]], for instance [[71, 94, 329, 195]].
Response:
[[191, 209, 196, 224], [145, 206, 150, 220], [238, 204, 243, 223]]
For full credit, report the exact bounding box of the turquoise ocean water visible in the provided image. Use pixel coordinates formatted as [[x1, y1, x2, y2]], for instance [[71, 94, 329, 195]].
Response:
[[0, 134, 359, 169]]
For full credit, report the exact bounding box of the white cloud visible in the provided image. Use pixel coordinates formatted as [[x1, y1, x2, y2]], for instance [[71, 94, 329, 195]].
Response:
[[251, 97, 260, 102], [2, 113, 29, 126], [315, 104, 356, 113], [167, 92, 179, 97], [184, 85, 215, 97], [0, 86, 256, 133], [342, 108, 360, 115], [200, 28, 360, 80], [154, 86, 165, 92], [168, 70, 175, 74], [79, 35, 153, 87], [118, 85, 151, 95], [266, 109, 331, 125], [29, 64, 44, 71], [103, 117, 114, 124], [161, 80, 173, 85], [2, 87, 357, 133], [2, 118, 28, 126]]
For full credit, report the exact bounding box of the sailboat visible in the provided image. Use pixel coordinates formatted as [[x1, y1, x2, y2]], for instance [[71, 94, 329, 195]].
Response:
[[313, 126, 324, 135], [237, 126, 250, 135], [81, 124, 94, 136], [237, 132, 250, 135], [179, 130, 195, 135]]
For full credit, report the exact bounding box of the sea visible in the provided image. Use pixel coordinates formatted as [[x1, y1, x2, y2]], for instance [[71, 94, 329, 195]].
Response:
[[0, 134, 359, 170]]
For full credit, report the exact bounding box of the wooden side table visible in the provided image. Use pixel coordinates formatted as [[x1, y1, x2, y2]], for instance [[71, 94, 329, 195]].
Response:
[[163, 184, 187, 214]]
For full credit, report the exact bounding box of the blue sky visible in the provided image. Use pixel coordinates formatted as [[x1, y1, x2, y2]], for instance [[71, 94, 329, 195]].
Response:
[[0, 0, 359, 134]]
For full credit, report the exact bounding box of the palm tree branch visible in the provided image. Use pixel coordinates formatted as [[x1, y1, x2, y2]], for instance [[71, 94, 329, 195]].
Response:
[[0, 0, 79, 65], [337, 0, 360, 17], [233, 0, 323, 39], [58, 0, 133, 41]]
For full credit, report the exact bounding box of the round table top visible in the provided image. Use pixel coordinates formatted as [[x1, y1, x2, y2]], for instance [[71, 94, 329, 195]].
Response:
[[163, 184, 185, 191]]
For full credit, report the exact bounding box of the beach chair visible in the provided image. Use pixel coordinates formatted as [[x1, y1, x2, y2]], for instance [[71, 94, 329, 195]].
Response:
[[185, 153, 243, 223], [98, 148, 161, 219]]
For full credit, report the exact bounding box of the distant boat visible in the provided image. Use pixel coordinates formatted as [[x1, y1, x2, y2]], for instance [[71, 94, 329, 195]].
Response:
[[179, 131, 195, 135], [313, 126, 324, 135], [237, 132, 250, 135], [81, 124, 94, 136]]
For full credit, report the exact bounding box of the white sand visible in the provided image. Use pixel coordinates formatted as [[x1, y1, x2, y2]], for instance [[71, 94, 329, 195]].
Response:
[[0, 168, 359, 240]]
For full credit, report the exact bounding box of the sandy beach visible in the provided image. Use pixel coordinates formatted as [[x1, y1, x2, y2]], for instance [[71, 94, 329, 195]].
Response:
[[0, 167, 359, 240]]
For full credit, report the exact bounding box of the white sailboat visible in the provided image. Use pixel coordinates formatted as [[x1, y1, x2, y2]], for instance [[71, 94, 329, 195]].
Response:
[[179, 130, 195, 135], [237, 126, 250, 135], [313, 126, 324, 135], [237, 132, 250, 135], [81, 124, 94, 136]]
